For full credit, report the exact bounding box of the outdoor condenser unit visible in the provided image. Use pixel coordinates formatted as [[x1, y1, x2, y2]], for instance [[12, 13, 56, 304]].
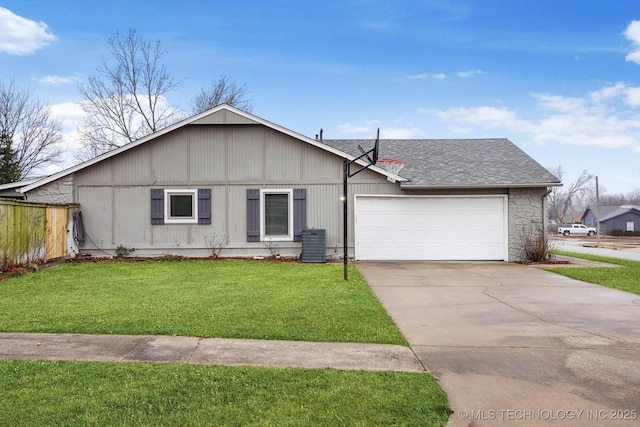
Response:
[[301, 229, 326, 263]]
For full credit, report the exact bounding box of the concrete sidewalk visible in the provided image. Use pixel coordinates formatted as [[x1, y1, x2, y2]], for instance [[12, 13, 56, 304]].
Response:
[[0, 332, 425, 373]]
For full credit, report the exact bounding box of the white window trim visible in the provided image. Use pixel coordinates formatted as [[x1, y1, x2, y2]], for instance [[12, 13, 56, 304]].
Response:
[[260, 189, 294, 241], [164, 189, 198, 224]]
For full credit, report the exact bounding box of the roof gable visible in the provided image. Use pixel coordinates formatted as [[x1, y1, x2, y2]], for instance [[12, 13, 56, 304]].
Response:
[[20, 105, 398, 193], [191, 108, 260, 125], [323, 138, 561, 188], [599, 205, 640, 221], [582, 205, 620, 220]]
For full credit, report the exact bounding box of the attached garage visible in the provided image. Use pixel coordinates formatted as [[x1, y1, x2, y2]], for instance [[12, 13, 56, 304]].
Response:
[[354, 195, 508, 261]]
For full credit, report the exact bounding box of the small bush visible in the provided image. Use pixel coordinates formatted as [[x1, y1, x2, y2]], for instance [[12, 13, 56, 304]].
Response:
[[522, 224, 555, 263], [611, 229, 624, 236], [114, 245, 135, 257], [634, 231, 640, 237], [624, 231, 634, 236]]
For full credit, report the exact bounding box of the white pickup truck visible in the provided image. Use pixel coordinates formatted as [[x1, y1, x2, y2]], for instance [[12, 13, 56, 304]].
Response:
[[557, 224, 597, 236]]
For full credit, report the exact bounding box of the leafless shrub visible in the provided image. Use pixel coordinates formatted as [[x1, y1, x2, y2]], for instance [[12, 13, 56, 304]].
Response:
[[263, 239, 280, 258], [204, 233, 229, 258], [522, 224, 556, 263]]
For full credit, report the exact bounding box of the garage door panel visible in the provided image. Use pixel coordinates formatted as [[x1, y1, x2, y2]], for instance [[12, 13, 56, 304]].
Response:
[[355, 196, 507, 261]]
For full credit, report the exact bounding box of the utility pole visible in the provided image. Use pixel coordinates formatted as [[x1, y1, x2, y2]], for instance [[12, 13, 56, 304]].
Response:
[[595, 176, 600, 244]]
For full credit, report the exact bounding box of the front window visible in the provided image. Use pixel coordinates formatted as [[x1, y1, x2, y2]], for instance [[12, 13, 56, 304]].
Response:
[[261, 190, 293, 240], [164, 189, 198, 224]]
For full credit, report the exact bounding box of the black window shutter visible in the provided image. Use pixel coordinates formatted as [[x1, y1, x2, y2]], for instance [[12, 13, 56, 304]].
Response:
[[247, 189, 260, 242], [198, 189, 211, 224], [151, 189, 164, 225], [293, 188, 307, 242]]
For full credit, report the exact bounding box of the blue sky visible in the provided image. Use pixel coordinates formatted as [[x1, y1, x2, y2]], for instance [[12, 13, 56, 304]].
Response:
[[1, 0, 640, 194]]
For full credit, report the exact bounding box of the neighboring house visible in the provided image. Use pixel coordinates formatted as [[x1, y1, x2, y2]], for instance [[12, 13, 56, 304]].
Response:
[[0, 179, 39, 199], [564, 210, 584, 224], [12, 104, 560, 262], [582, 205, 640, 235]]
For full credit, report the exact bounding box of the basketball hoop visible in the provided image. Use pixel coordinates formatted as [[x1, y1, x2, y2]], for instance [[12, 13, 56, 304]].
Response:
[[377, 158, 404, 183]]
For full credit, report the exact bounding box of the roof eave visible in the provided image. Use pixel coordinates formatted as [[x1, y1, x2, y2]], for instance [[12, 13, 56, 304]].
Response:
[[399, 182, 562, 190]]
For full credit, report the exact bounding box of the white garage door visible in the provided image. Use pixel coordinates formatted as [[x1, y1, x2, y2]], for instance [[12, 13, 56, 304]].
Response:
[[355, 195, 507, 261]]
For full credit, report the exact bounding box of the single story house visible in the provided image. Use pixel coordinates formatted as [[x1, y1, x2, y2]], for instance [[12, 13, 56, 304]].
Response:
[[0, 179, 40, 199], [582, 205, 640, 235], [12, 104, 560, 262]]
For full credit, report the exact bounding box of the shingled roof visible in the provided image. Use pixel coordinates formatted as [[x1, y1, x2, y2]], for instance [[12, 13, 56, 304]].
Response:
[[323, 138, 561, 188]]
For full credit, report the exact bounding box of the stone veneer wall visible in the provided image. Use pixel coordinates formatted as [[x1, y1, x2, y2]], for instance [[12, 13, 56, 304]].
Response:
[[26, 174, 74, 204], [508, 187, 547, 262]]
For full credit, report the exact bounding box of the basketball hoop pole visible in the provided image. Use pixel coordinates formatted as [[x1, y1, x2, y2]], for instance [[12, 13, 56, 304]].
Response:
[[342, 129, 379, 281], [343, 158, 349, 280]]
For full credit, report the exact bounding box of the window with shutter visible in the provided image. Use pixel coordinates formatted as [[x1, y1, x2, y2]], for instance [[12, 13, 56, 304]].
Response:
[[151, 188, 211, 225], [246, 188, 307, 242]]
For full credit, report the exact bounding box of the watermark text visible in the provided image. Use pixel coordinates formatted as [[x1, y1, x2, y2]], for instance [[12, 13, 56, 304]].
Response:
[[457, 409, 637, 422]]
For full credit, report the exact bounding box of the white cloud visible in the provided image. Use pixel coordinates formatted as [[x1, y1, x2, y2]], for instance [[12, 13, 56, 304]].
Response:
[[380, 127, 423, 139], [456, 69, 484, 78], [337, 120, 422, 139], [424, 82, 640, 154], [425, 106, 532, 131], [50, 101, 85, 126], [338, 120, 381, 135], [49, 101, 85, 150], [35, 74, 82, 86], [408, 72, 446, 80], [624, 20, 640, 64], [0, 7, 57, 55], [533, 94, 588, 114], [409, 71, 484, 80], [590, 82, 627, 103]]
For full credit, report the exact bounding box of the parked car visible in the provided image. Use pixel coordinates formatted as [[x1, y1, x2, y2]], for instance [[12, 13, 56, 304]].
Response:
[[557, 224, 597, 236]]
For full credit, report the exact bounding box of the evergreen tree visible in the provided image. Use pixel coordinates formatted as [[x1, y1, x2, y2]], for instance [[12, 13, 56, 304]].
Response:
[[0, 132, 20, 184]]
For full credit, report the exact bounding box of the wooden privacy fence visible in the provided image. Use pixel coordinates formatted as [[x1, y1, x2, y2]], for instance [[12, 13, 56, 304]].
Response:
[[0, 199, 72, 269]]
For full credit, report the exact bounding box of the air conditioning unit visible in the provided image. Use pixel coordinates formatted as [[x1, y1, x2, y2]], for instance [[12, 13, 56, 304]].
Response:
[[301, 229, 326, 263]]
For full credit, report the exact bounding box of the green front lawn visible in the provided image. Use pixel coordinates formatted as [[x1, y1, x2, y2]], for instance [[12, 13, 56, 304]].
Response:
[[0, 260, 406, 345], [0, 260, 451, 426], [0, 360, 450, 426], [546, 251, 640, 295]]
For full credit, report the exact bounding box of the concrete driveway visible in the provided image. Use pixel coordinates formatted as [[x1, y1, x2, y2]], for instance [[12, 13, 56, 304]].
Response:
[[357, 262, 640, 427]]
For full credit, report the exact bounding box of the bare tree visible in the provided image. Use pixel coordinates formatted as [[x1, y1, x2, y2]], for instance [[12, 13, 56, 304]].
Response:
[[76, 29, 181, 161], [0, 80, 63, 180], [575, 181, 606, 211], [578, 181, 640, 208], [597, 191, 640, 206], [547, 166, 593, 224], [190, 74, 253, 114]]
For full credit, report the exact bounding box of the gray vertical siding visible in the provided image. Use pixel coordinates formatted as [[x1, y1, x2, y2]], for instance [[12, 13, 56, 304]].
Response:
[[115, 186, 149, 244], [72, 123, 383, 256], [76, 186, 113, 249], [64, 118, 545, 260], [188, 127, 227, 182]]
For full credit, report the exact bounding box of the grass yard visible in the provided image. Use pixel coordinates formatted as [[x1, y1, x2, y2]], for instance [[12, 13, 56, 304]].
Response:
[[546, 251, 640, 295], [0, 260, 406, 345], [0, 360, 451, 427]]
